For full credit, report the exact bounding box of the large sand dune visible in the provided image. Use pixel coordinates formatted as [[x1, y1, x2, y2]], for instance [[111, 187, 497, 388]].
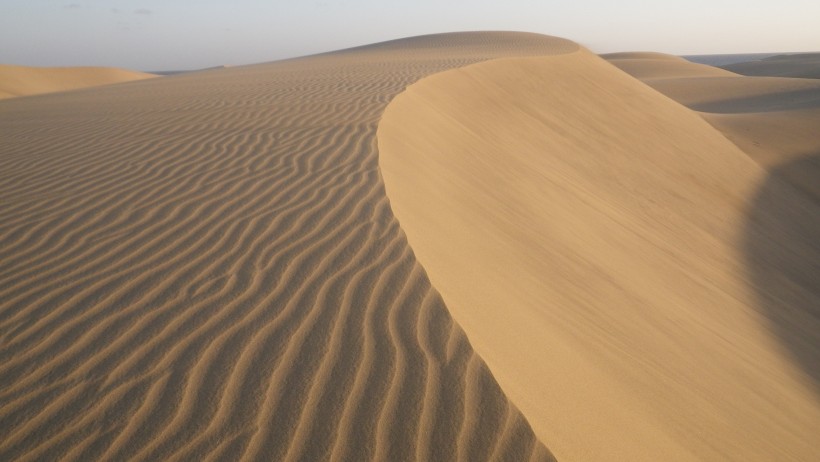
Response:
[[0, 32, 582, 461], [0, 64, 156, 100], [379, 47, 820, 461]]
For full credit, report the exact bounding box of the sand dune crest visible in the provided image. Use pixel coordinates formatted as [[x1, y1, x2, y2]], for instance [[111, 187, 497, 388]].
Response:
[[0, 64, 156, 100]]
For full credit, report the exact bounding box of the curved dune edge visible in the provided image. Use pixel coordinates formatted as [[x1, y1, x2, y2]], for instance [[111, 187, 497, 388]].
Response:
[[378, 48, 820, 461], [0, 32, 585, 461], [0, 64, 156, 100]]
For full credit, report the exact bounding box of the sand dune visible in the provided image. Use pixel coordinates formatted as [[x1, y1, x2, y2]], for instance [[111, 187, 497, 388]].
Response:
[[0, 64, 156, 100], [379, 47, 820, 462], [602, 52, 736, 79], [605, 53, 820, 115], [0, 32, 583, 461], [720, 53, 820, 79], [605, 52, 820, 200], [3, 31, 818, 462], [606, 54, 820, 408]]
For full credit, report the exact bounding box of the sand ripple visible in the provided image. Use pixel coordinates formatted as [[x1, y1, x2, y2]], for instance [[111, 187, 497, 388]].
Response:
[[0, 32, 577, 461]]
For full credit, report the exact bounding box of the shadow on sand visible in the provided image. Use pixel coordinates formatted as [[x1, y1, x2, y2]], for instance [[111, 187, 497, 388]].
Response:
[[744, 153, 820, 395]]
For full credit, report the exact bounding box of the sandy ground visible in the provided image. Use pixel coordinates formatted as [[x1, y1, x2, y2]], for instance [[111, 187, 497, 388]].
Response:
[[720, 53, 820, 79], [380, 48, 820, 461], [0, 32, 579, 462], [0, 64, 156, 100], [605, 52, 820, 202], [2, 31, 819, 461]]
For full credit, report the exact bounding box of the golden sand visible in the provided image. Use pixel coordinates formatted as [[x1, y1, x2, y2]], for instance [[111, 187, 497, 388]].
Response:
[[0, 64, 156, 100], [380, 47, 820, 461], [0, 32, 576, 461], [2, 32, 818, 461]]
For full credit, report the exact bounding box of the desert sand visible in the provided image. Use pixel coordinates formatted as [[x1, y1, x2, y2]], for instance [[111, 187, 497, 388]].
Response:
[[720, 53, 820, 79], [1, 31, 819, 461], [0, 32, 575, 462], [604, 52, 820, 200], [380, 47, 820, 461], [0, 64, 156, 100]]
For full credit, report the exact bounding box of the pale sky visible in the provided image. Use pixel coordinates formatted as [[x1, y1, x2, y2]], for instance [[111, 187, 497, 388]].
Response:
[[1, 0, 818, 71]]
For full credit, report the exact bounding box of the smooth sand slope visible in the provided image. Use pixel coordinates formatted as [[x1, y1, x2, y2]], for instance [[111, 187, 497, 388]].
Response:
[[0, 32, 581, 461], [0, 64, 156, 100], [607, 51, 820, 403], [379, 48, 820, 461]]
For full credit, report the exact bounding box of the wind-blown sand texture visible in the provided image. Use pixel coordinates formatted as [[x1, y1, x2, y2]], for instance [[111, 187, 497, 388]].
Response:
[[0, 32, 582, 461], [3, 32, 819, 462], [0, 64, 156, 100], [380, 47, 820, 461]]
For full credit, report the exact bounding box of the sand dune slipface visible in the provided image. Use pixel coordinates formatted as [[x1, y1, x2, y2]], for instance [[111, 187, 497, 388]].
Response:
[[0, 32, 579, 461], [379, 49, 820, 461], [606, 51, 820, 399], [0, 64, 156, 100]]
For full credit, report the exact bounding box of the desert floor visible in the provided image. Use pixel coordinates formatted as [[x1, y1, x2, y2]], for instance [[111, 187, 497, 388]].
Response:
[[2, 32, 818, 461]]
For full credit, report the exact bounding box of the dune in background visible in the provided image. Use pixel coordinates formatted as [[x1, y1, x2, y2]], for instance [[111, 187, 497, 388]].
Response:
[[0, 64, 156, 100], [601, 52, 736, 79], [720, 53, 820, 79], [0, 32, 583, 461], [605, 52, 820, 204], [379, 47, 820, 461]]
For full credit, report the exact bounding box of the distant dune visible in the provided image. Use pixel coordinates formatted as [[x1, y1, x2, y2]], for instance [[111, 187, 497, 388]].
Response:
[[0, 64, 156, 99], [720, 53, 820, 79], [380, 46, 820, 461], [605, 52, 820, 197], [602, 51, 737, 79], [151, 65, 231, 76], [684, 53, 783, 67]]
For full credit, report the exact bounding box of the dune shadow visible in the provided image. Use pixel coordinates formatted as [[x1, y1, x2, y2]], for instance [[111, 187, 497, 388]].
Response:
[[744, 153, 820, 396]]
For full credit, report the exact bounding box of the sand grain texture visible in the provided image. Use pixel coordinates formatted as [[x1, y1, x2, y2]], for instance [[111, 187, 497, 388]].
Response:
[[0, 32, 581, 461]]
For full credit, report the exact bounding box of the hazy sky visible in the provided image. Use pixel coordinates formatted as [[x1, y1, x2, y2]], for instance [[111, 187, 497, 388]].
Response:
[[1, 0, 818, 71]]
